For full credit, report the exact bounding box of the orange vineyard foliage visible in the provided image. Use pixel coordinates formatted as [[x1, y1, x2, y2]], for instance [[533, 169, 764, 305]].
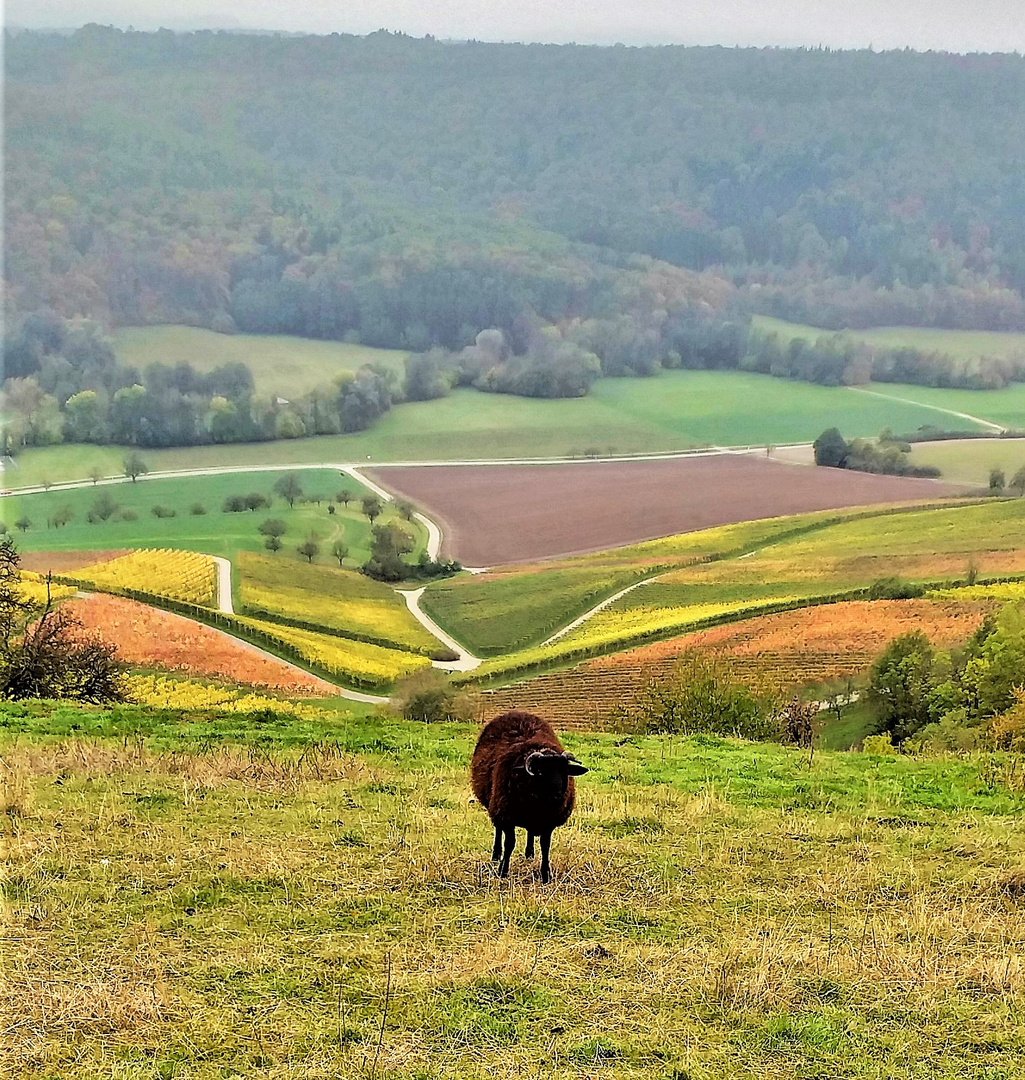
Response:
[[591, 599, 992, 669], [484, 599, 993, 731], [68, 594, 335, 696]]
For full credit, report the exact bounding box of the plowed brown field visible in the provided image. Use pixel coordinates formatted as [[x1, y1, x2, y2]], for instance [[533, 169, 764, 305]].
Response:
[[368, 456, 967, 565]]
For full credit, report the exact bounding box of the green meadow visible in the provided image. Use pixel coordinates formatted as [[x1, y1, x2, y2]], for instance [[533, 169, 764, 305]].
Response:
[[1, 468, 424, 568], [5, 370, 991, 489], [754, 314, 1025, 363], [2, 703, 1023, 1079], [113, 325, 409, 396], [909, 439, 1025, 486]]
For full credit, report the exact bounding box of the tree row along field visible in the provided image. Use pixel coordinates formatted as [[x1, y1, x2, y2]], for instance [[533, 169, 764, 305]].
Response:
[[428, 498, 1025, 678], [9, 365, 1022, 491], [3, 704, 1024, 1078]]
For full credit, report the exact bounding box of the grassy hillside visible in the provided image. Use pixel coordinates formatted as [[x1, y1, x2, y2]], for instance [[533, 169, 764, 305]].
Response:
[[3, 703, 1023, 1078], [113, 326, 409, 396], [2, 468, 424, 567], [5, 369, 991, 488], [754, 315, 1025, 363], [425, 500, 1010, 658]]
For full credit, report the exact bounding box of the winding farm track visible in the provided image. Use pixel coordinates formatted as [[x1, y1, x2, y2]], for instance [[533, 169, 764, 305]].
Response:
[[396, 587, 481, 672], [846, 386, 1005, 433], [211, 556, 234, 615]]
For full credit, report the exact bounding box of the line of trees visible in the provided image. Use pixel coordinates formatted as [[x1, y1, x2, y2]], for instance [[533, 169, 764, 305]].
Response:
[[812, 428, 942, 478]]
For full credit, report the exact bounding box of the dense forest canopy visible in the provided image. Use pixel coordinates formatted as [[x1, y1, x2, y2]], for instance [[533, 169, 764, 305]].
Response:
[[4, 28, 1025, 445]]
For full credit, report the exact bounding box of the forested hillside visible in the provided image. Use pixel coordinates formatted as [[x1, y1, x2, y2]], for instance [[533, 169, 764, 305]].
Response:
[[5, 28, 1025, 447]]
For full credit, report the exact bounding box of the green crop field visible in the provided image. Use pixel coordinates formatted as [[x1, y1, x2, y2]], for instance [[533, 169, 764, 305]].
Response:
[[1, 468, 423, 568], [754, 314, 1025, 363], [3, 702, 1024, 1079], [909, 439, 1025, 486], [113, 325, 409, 396], [5, 369, 993, 488]]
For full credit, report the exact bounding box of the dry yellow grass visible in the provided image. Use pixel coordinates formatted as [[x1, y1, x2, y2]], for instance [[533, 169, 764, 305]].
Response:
[[1, 720, 1024, 1079]]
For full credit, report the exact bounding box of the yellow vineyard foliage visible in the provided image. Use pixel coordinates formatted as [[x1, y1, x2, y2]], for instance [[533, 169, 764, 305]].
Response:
[[232, 614, 431, 686], [236, 552, 436, 653], [17, 572, 76, 606], [65, 549, 217, 605], [127, 674, 326, 719]]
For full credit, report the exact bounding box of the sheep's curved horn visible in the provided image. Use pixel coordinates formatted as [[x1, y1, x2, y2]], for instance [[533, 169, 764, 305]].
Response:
[[525, 751, 541, 777]]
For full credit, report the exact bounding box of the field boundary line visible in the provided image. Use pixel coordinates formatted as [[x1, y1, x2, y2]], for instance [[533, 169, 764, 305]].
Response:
[[847, 386, 1004, 433]]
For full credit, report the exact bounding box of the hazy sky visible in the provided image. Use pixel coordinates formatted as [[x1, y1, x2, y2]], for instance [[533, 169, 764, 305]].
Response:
[[8, 0, 1025, 53]]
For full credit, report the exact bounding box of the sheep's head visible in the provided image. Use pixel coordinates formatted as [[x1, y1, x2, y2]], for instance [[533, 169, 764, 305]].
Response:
[[524, 748, 588, 785]]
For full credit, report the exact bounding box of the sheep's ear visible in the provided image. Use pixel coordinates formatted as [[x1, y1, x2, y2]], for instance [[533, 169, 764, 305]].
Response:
[[563, 752, 588, 776]]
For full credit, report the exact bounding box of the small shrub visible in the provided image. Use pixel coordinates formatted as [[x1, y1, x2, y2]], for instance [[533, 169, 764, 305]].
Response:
[[862, 733, 896, 754], [867, 576, 924, 600], [151, 505, 176, 518], [190, 502, 207, 516], [117, 508, 138, 522], [222, 495, 247, 513]]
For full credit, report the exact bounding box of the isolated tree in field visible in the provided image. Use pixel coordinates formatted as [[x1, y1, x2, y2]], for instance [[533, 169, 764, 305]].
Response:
[[297, 537, 320, 563], [123, 452, 148, 482], [332, 540, 349, 566], [87, 491, 119, 523], [1010, 465, 1025, 497], [813, 427, 849, 468], [395, 499, 416, 521], [47, 507, 73, 530], [361, 495, 383, 523], [335, 488, 352, 507], [222, 494, 247, 513], [89, 467, 104, 485], [259, 518, 287, 539], [14, 517, 32, 533], [0, 538, 126, 703], [274, 473, 303, 508], [244, 492, 270, 511], [990, 467, 1006, 494], [264, 535, 282, 554]]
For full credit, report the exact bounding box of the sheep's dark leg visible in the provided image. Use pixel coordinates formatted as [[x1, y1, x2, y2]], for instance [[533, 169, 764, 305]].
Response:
[[524, 833, 535, 859], [539, 831, 553, 885], [498, 827, 516, 877], [491, 826, 502, 862]]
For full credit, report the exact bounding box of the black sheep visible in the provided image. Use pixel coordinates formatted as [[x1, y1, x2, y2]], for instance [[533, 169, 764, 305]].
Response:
[[470, 710, 588, 884]]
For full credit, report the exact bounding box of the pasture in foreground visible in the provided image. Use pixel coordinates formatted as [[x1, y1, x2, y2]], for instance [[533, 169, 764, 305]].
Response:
[[2, 704, 1024, 1079], [5, 369, 991, 489]]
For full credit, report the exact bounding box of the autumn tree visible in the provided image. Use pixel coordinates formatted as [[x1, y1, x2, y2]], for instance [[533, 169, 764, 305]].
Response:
[[361, 495, 383, 523], [274, 472, 303, 508], [297, 537, 320, 563], [1010, 464, 1025, 496], [0, 538, 127, 702], [123, 452, 149, 482]]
